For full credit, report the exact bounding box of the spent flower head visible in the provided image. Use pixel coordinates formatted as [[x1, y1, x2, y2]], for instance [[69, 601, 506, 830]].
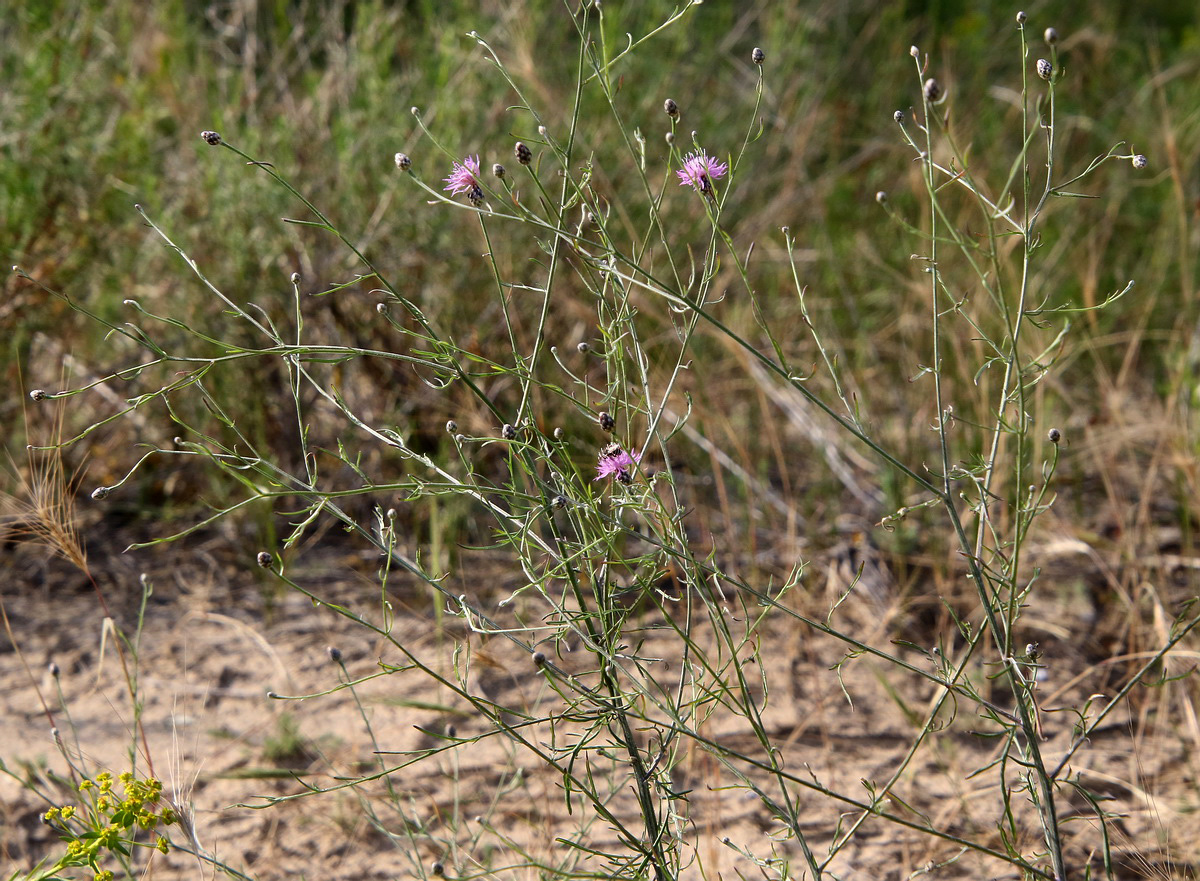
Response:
[[677, 150, 728, 194], [444, 155, 482, 197]]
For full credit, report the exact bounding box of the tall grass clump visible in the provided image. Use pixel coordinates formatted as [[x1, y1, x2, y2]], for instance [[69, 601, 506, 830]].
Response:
[[10, 4, 1200, 880]]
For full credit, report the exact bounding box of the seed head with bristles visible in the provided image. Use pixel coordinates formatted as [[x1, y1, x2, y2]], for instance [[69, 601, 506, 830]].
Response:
[[1, 412, 88, 574]]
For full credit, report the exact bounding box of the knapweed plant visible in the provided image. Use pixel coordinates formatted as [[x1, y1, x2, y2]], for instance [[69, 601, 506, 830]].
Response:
[[14, 4, 1196, 880]]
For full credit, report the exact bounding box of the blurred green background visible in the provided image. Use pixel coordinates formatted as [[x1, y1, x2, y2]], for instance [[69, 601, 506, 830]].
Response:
[[3, 0, 1198, 558]]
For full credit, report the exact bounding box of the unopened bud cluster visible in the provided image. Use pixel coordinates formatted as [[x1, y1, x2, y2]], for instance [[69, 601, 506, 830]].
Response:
[[751, 47, 765, 65], [394, 152, 412, 171], [515, 142, 532, 165], [1036, 58, 1052, 80], [200, 130, 221, 146], [664, 98, 679, 118]]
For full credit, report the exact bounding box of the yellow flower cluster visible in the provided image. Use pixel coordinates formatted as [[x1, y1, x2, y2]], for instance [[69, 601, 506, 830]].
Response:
[[41, 770, 181, 878]]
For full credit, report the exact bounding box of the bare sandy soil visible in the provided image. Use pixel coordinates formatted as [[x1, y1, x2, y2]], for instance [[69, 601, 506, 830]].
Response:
[[3, 525, 1199, 881]]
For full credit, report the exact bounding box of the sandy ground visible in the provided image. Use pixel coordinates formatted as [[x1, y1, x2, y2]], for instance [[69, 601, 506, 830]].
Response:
[[3, 529, 1200, 881]]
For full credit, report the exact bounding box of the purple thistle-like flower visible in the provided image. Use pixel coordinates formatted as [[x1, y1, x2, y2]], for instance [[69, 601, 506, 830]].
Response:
[[676, 150, 728, 193], [595, 443, 641, 483], [444, 155, 481, 196]]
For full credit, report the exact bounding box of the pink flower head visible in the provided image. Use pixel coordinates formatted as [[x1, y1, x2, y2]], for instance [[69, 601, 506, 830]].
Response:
[[595, 442, 641, 484], [444, 155, 481, 196], [676, 150, 728, 194]]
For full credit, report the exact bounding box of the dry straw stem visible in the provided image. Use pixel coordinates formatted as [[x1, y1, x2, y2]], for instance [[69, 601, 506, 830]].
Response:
[[1, 391, 159, 778]]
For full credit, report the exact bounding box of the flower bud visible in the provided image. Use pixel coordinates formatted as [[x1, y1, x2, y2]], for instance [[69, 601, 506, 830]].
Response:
[[514, 142, 532, 165], [29, 389, 46, 401], [576, 341, 589, 353], [1044, 27, 1058, 45], [394, 152, 412, 171], [256, 551, 272, 568], [502, 423, 517, 440], [327, 646, 343, 662], [923, 78, 943, 103], [751, 47, 765, 65], [1036, 58, 1052, 80], [893, 110, 905, 124], [446, 419, 458, 433], [200, 130, 221, 146], [1132, 154, 1148, 170], [598, 411, 615, 432], [664, 98, 679, 118], [1047, 428, 1062, 444], [1016, 11, 1027, 24]]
